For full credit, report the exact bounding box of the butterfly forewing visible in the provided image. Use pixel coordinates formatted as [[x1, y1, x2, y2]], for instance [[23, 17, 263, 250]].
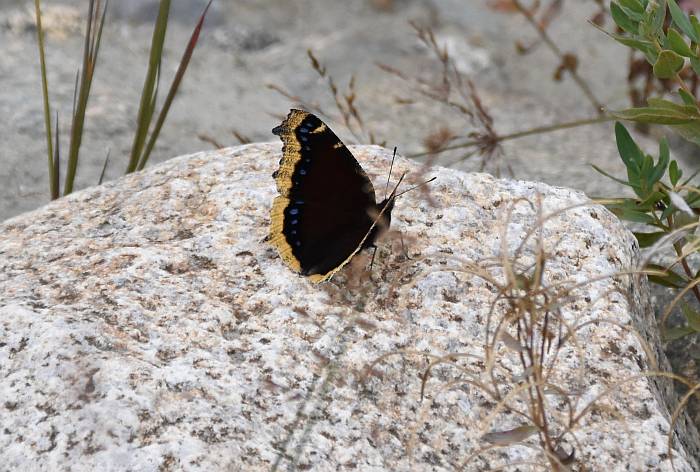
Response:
[[270, 109, 385, 281]]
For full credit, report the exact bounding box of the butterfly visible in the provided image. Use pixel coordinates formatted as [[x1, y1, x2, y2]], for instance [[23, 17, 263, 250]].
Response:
[[269, 109, 399, 283]]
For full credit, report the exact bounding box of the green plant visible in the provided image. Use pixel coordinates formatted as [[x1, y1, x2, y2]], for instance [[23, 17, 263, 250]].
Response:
[[34, 0, 212, 199], [593, 0, 700, 345], [595, 121, 700, 341], [34, 0, 106, 198], [126, 0, 213, 173], [603, 0, 700, 144]]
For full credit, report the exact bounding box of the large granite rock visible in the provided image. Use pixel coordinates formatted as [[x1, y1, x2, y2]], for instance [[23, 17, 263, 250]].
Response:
[[0, 144, 698, 471]]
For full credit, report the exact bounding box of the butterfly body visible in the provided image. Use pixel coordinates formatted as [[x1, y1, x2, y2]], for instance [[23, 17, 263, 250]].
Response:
[[269, 109, 394, 283]]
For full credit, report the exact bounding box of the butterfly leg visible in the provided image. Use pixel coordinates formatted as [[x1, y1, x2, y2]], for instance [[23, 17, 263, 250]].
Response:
[[369, 246, 379, 274]]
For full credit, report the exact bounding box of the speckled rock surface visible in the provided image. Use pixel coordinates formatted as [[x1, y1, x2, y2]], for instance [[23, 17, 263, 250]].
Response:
[[0, 143, 698, 471]]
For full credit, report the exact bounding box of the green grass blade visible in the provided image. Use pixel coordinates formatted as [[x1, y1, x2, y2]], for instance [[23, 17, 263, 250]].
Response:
[[90, 0, 108, 71], [64, 0, 94, 194], [126, 0, 171, 174], [53, 112, 60, 197], [64, 0, 99, 195], [33, 0, 57, 199], [98, 149, 110, 185], [71, 70, 79, 119], [137, 0, 213, 171]]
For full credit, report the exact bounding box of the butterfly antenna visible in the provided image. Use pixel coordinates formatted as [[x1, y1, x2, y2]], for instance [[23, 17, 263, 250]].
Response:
[[388, 171, 407, 201], [384, 147, 397, 200], [394, 176, 437, 198]]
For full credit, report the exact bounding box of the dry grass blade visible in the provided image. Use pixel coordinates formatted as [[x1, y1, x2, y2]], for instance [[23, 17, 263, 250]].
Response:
[[136, 0, 213, 171], [231, 130, 252, 145], [393, 197, 696, 469], [268, 50, 381, 145], [511, 0, 602, 114], [64, 0, 108, 195], [126, 0, 170, 174], [408, 116, 612, 159], [198, 133, 225, 149], [33, 0, 56, 199], [482, 424, 538, 446]]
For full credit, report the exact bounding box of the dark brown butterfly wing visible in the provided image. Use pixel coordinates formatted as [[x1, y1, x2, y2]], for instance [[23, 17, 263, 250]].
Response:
[[270, 109, 380, 282]]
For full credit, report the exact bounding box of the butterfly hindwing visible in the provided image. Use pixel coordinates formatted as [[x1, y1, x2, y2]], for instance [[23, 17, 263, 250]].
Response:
[[270, 109, 380, 282]]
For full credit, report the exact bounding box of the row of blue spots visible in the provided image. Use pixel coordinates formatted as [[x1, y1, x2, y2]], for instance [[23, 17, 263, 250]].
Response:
[[287, 200, 305, 248], [286, 119, 318, 249], [295, 124, 313, 179]]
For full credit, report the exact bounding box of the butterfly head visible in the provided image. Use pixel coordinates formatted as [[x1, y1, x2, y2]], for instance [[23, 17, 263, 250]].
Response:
[[363, 197, 395, 249]]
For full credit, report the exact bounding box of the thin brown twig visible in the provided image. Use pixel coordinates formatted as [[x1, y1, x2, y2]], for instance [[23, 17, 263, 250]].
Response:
[[409, 115, 613, 159], [512, 0, 604, 115], [667, 215, 700, 303]]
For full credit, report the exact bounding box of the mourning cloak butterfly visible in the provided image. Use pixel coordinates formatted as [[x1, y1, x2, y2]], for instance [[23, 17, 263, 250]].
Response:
[[269, 109, 396, 283]]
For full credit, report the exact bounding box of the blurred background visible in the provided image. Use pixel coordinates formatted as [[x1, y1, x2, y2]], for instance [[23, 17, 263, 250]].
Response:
[[0, 0, 680, 221]]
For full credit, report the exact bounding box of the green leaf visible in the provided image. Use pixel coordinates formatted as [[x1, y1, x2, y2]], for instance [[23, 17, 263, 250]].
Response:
[[691, 15, 700, 43], [606, 34, 653, 51], [610, 107, 697, 124], [670, 160, 682, 185], [591, 164, 633, 187], [667, 28, 696, 57], [610, 206, 658, 224], [668, 0, 700, 42], [653, 49, 686, 79], [664, 325, 696, 341], [678, 88, 696, 106], [619, 0, 645, 14], [669, 120, 700, 146], [610, 33, 657, 57], [647, 264, 688, 288], [647, 97, 698, 113], [661, 199, 677, 219], [610, 1, 640, 33], [615, 122, 645, 168], [593, 21, 658, 59], [614, 122, 646, 195], [690, 56, 700, 75], [650, 0, 667, 35], [642, 47, 660, 65], [633, 231, 667, 247], [681, 303, 700, 331], [606, 195, 658, 212], [649, 137, 670, 184], [667, 0, 700, 43], [638, 190, 666, 209], [641, 153, 654, 175]]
